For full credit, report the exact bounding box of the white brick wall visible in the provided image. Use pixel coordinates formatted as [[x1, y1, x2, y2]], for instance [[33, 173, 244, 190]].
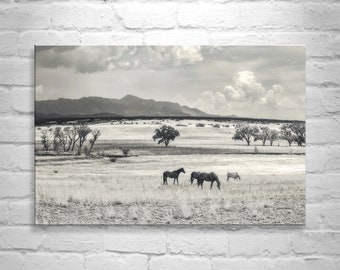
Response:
[[0, 0, 339, 269]]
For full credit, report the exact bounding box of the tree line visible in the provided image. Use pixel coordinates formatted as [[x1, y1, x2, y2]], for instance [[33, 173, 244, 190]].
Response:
[[152, 122, 305, 148], [232, 122, 305, 146], [40, 124, 101, 155]]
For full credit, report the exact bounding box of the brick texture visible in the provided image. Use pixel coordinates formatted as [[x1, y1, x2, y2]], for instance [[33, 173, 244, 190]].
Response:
[[0, 1, 339, 269]]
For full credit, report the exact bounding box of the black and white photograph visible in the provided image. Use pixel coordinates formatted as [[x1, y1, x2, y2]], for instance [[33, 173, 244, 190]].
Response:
[[35, 46, 305, 225]]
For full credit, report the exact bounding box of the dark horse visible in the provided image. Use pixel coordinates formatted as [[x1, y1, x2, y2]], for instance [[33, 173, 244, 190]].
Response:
[[190, 171, 201, 185], [197, 172, 221, 190], [163, 168, 186, 185]]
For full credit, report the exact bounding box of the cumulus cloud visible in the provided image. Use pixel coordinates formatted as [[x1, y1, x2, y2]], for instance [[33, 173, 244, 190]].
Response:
[[194, 71, 303, 119], [222, 71, 265, 102], [36, 46, 203, 73]]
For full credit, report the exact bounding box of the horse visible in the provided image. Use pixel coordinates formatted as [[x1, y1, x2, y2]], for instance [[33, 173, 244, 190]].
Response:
[[162, 168, 186, 185], [226, 172, 241, 181], [190, 171, 201, 185], [196, 172, 221, 190]]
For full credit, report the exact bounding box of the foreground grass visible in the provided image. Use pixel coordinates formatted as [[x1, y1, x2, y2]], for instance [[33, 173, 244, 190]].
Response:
[[35, 154, 305, 225]]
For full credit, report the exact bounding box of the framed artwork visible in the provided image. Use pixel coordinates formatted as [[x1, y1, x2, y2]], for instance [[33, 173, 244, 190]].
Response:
[[35, 46, 305, 225]]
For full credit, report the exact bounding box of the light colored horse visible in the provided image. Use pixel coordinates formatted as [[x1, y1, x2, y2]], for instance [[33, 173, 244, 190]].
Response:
[[227, 172, 241, 181]]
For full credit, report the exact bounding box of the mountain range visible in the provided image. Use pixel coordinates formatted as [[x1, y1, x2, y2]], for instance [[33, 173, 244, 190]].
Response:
[[35, 95, 213, 121]]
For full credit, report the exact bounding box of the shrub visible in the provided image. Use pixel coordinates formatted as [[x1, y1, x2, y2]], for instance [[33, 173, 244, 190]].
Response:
[[122, 148, 130, 156]]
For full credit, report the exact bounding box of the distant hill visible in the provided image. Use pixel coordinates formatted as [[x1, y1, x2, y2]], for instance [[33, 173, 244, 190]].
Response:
[[35, 95, 212, 121]]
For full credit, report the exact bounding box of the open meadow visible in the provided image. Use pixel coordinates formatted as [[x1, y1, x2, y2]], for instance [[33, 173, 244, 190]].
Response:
[[35, 119, 305, 225]]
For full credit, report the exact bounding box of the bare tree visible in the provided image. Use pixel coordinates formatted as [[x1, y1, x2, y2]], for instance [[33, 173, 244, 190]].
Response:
[[53, 127, 67, 152], [41, 129, 52, 151], [88, 129, 101, 154], [152, 125, 180, 147], [232, 124, 259, 146], [76, 124, 92, 155], [69, 125, 79, 152]]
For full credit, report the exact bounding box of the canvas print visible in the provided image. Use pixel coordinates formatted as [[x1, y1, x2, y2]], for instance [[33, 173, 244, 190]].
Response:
[[35, 46, 305, 225]]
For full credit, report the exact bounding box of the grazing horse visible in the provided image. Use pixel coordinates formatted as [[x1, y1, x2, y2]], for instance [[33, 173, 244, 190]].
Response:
[[163, 168, 186, 185], [226, 172, 241, 181], [190, 171, 201, 185], [197, 172, 221, 190]]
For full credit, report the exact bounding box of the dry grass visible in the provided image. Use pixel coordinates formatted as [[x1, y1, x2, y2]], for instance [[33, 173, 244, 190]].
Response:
[[35, 119, 305, 225]]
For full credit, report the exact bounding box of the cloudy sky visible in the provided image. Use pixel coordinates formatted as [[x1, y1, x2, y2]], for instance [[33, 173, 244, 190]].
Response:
[[36, 46, 305, 120]]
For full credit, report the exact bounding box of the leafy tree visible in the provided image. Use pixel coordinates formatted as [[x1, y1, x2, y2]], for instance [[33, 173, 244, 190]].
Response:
[[76, 124, 92, 155], [280, 124, 295, 146], [268, 129, 279, 146], [290, 122, 306, 146], [232, 124, 259, 146], [152, 125, 180, 147], [254, 127, 270, 146]]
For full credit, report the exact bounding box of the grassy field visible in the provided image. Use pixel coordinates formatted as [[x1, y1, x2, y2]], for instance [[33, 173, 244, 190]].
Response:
[[35, 119, 305, 225]]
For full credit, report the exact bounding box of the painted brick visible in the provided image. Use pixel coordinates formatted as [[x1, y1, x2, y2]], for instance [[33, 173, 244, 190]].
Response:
[[228, 231, 291, 256], [307, 61, 340, 86], [144, 30, 209, 45], [271, 33, 332, 58], [0, 201, 8, 224], [178, 3, 240, 29], [167, 228, 227, 256], [303, 258, 336, 270], [239, 2, 303, 30], [23, 253, 84, 270], [51, 4, 114, 30], [307, 174, 340, 203], [10, 86, 34, 113], [0, 115, 34, 143], [0, 86, 11, 114], [0, 172, 33, 198], [116, 3, 177, 29], [85, 253, 148, 270], [306, 145, 328, 173], [334, 37, 340, 57], [0, 58, 33, 86], [321, 203, 340, 230], [291, 232, 340, 255], [104, 228, 167, 254], [0, 252, 25, 270], [212, 258, 305, 270], [0, 5, 51, 30], [0, 145, 34, 171], [9, 199, 34, 225], [305, 204, 321, 230], [307, 117, 340, 144], [304, 4, 340, 30], [149, 255, 210, 270], [43, 227, 104, 252], [0, 0, 339, 269], [0, 32, 18, 56], [19, 31, 81, 57], [0, 227, 44, 250], [81, 32, 144, 45], [323, 88, 340, 114], [209, 32, 271, 45]]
